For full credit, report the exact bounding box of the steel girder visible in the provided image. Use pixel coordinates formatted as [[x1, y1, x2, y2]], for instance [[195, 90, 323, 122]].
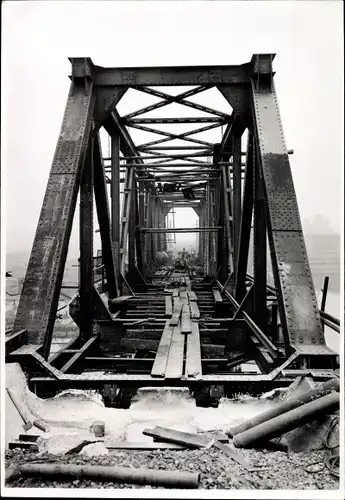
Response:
[[13, 77, 96, 358], [13, 54, 333, 365], [250, 55, 325, 354]]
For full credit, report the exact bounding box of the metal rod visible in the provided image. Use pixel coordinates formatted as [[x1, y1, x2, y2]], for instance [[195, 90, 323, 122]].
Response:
[[320, 276, 329, 312], [320, 309, 340, 326], [232, 283, 254, 320], [321, 317, 340, 332], [140, 227, 221, 233], [138, 146, 213, 150]]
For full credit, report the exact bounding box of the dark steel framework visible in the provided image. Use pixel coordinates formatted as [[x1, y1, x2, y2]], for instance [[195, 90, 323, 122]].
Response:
[[7, 55, 338, 404]]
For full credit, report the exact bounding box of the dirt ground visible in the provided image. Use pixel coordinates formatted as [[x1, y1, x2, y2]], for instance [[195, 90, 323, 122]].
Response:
[[5, 445, 339, 490]]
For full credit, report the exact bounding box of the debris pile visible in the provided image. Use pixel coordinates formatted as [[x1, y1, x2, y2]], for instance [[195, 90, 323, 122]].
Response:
[[4, 362, 340, 490]]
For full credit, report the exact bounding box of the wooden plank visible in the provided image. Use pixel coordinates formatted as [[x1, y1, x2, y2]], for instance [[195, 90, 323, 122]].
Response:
[[212, 288, 223, 303], [185, 277, 192, 291], [169, 299, 182, 326], [214, 440, 252, 470], [165, 296, 173, 317], [181, 303, 192, 334], [6, 387, 33, 430], [153, 432, 229, 443], [143, 426, 213, 449], [173, 289, 179, 298], [187, 291, 198, 302], [151, 322, 174, 378], [165, 325, 185, 379], [106, 441, 187, 450], [190, 302, 200, 319], [185, 322, 202, 379]]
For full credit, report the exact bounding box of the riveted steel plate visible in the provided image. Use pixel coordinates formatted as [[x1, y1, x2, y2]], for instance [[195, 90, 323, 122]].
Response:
[[252, 82, 287, 154], [294, 344, 336, 355], [14, 83, 95, 348], [252, 82, 301, 231], [262, 153, 302, 231], [272, 231, 324, 345], [14, 174, 80, 344], [51, 93, 93, 174], [252, 81, 324, 348], [94, 86, 128, 129]]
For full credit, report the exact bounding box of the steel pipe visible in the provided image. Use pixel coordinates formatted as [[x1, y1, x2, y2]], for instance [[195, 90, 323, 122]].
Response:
[[9, 463, 200, 488], [233, 391, 340, 448], [320, 310, 340, 327], [227, 377, 340, 437], [321, 317, 340, 333]]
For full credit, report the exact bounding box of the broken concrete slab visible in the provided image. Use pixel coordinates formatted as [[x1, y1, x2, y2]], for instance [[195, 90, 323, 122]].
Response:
[[79, 442, 109, 457]]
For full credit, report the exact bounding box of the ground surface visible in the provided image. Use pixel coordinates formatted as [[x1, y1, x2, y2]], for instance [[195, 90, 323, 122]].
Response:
[[5, 446, 339, 490]]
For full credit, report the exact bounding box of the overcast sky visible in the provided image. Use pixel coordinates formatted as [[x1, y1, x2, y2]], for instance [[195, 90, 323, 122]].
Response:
[[2, 0, 343, 261]]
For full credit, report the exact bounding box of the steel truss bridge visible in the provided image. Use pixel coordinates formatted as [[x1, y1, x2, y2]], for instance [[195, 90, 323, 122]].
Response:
[[6, 54, 339, 407]]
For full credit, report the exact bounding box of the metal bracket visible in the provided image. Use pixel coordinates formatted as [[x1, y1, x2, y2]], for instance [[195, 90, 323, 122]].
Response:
[[251, 54, 275, 92]]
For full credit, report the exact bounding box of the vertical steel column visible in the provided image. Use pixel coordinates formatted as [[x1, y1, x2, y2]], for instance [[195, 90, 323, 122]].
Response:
[[93, 134, 119, 298], [161, 211, 167, 252], [235, 132, 254, 301], [128, 176, 136, 277], [209, 185, 217, 275], [215, 145, 228, 283], [232, 134, 242, 284], [111, 134, 121, 288], [154, 199, 160, 254], [143, 190, 151, 272], [137, 181, 146, 277], [251, 55, 325, 350], [199, 203, 204, 262], [203, 183, 210, 276], [120, 161, 134, 275], [221, 159, 234, 283], [79, 137, 94, 342], [149, 196, 157, 270], [253, 140, 267, 332]]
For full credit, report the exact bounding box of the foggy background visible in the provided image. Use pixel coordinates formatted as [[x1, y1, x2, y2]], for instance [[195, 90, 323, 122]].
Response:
[[2, 1, 343, 304]]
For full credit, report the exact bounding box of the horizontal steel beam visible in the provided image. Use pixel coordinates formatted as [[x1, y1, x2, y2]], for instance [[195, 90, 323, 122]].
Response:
[[124, 117, 226, 124], [138, 146, 213, 151], [118, 162, 230, 168], [139, 227, 221, 233], [92, 63, 251, 86], [103, 153, 211, 161]]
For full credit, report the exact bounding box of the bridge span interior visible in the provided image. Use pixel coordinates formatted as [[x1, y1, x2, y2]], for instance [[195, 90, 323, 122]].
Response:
[[6, 54, 339, 408]]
